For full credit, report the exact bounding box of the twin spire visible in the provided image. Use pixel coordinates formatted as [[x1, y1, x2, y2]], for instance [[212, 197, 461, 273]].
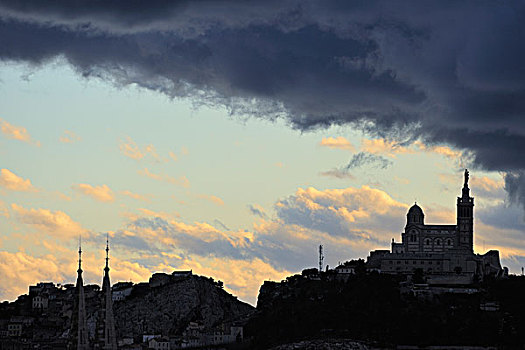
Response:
[[76, 234, 112, 279], [74, 235, 117, 350]]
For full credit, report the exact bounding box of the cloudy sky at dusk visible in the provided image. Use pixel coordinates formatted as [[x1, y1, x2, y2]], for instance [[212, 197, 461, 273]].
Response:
[[1, 1, 525, 305]]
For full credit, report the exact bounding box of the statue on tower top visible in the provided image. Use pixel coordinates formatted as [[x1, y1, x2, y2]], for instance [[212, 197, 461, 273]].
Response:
[[464, 169, 469, 187]]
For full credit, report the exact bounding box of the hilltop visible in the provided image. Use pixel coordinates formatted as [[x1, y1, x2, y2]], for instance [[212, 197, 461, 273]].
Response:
[[0, 271, 253, 348], [114, 273, 254, 337], [245, 270, 525, 349]]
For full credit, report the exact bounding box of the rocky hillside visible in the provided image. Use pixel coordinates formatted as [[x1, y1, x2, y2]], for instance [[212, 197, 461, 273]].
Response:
[[114, 275, 253, 338], [246, 272, 525, 349], [269, 339, 370, 350]]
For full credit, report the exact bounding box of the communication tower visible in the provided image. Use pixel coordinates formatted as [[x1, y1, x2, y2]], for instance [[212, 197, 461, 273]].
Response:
[[319, 245, 324, 273]]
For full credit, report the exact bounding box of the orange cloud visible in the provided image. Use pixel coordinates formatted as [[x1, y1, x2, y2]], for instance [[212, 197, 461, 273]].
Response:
[[196, 194, 225, 206], [119, 136, 165, 162], [11, 203, 88, 239], [178, 256, 290, 304], [168, 151, 178, 161], [470, 175, 504, 192], [0, 119, 41, 146], [0, 169, 37, 192], [0, 246, 158, 302], [292, 185, 408, 217], [360, 138, 466, 162], [72, 183, 115, 202], [0, 200, 9, 218], [144, 144, 162, 162], [168, 147, 189, 161], [138, 168, 190, 188], [119, 136, 144, 160], [360, 138, 412, 157], [59, 130, 81, 143], [137, 208, 173, 219], [414, 141, 464, 160], [319, 136, 355, 150], [0, 251, 63, 301], [121, 190, 151, 202]]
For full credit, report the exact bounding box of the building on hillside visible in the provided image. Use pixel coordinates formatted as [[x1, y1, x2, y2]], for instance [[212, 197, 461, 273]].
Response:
[[7, 323, 22, 338], [32, 295, 49, 310], [149, 273, 171, 288], [112, 282, 133, 302], [29, 282, 55, 296], [171, 270, 192, 280], [148, 337, 170, 350], [367, 170, 505, 284], [333, 261, 361, 281]]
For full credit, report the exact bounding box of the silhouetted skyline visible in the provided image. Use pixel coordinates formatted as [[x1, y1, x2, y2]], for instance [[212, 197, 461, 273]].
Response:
[[0, 1, 525, 305]]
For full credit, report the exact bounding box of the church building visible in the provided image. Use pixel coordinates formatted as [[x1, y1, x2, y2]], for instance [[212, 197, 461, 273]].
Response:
[[367, 170, 505, 283], [70, 238, 118, 350]]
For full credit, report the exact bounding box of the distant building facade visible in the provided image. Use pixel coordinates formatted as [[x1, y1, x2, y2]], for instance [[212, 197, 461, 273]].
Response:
[[31, 295, 49, 310], [367, 170, 504, 283]]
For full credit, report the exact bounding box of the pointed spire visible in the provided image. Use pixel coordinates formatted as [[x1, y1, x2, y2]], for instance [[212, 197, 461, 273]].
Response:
[[78, 236, 83, 273], [101, 234, 117, 350], [74, 235, 89, 350], [104, 233, 110, 273]]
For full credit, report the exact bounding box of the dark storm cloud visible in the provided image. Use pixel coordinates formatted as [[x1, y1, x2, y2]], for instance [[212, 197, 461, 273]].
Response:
[[213, 219, 230, 231], [247, 204, 268, 219], [2, 1, 525, 208], [478, 203, 525, 233], [345, 152, 392, 170], [504, 172, 525, 213]]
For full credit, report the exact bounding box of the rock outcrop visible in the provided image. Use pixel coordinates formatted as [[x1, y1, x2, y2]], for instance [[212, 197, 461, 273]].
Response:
[[114, 275, 253, 338], [269, 339, 370, 350]]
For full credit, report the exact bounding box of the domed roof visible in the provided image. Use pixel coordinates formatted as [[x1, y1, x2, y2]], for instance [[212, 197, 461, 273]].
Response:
[[407, 203, 424, 217]]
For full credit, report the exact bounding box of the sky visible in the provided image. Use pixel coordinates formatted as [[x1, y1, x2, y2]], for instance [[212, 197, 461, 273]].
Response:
[[1, 1, 525, 305]]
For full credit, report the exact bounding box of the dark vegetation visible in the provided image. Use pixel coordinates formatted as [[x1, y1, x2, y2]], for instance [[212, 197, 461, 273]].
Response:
[[245, 271, 525, 349]]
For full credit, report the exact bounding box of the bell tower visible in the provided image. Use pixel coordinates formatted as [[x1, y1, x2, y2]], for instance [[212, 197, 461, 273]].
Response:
[[457, 169, 474, 252]]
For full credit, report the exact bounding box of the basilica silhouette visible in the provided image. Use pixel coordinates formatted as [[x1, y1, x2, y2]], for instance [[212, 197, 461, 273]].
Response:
[[367, 170, 505, 283]]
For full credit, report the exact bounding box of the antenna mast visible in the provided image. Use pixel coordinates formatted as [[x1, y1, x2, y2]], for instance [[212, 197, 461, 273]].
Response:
[[319, 245, 324, 273]]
